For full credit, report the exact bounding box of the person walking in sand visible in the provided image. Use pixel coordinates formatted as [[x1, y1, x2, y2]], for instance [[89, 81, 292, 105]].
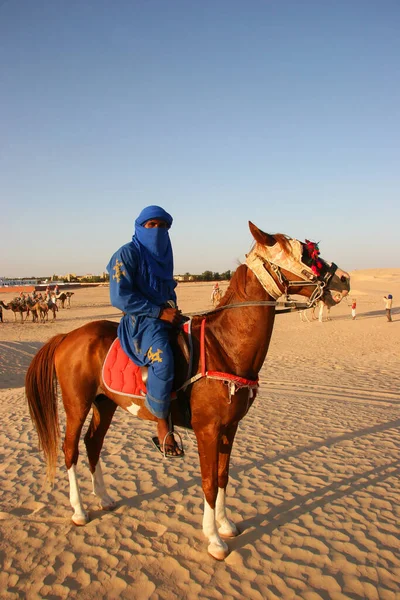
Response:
[[351, 299, 357, 320], [383, 294, 393, 322]]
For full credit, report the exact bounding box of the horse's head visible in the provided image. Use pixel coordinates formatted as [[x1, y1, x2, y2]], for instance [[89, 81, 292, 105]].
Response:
[[247, 222, 350, 307]]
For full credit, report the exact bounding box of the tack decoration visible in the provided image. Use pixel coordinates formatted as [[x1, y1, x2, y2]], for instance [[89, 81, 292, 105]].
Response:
[[305, 239, 323, 276]]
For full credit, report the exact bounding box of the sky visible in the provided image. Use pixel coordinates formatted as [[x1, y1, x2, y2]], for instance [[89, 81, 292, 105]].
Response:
[[1, 0, 399, 278]]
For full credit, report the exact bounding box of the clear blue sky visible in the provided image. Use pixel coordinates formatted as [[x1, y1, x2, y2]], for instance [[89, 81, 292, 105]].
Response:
[[1, 0, 399, 277]]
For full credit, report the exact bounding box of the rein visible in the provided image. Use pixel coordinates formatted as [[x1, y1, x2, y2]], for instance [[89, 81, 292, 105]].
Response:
[[183, 299, 311, 318]]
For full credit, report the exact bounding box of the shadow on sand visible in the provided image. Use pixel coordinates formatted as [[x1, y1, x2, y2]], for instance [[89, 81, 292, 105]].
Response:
[[0, 341, 43, 389]]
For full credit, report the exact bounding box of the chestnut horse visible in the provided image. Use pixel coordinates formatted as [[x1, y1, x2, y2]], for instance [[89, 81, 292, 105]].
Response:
[[25, 222, 350, 560]]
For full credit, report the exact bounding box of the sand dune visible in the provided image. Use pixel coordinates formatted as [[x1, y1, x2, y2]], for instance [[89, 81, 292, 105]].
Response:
[[0, 271, 399, 599]]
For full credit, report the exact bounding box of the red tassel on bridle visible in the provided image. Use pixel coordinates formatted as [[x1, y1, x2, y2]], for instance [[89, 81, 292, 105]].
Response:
[[305, 239, 322, 276]]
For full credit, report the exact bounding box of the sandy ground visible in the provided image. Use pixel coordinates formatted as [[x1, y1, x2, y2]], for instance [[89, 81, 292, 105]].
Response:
[[0, 271, 399, 600]]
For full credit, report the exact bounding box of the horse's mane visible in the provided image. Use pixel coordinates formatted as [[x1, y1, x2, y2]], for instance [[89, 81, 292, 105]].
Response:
[[217, 264, 248, 306]]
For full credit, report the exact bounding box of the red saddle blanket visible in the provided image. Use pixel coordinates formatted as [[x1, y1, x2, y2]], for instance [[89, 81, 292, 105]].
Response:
[[102, 338, 147, 398], [102, 322, 257, 400]]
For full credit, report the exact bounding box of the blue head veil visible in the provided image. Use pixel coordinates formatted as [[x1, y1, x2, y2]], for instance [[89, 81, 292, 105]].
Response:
[[133, 206, 174, 281]]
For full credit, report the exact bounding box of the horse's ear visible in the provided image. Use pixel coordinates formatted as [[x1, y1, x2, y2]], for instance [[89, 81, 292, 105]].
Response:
[[249, 222, 276, 247]]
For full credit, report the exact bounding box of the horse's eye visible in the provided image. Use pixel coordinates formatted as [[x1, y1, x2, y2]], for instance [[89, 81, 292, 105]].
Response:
[[341, 276, 347, 283]]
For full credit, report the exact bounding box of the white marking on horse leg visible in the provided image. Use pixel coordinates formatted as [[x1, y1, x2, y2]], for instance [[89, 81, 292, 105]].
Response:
[[127, 403, 140, 416], [67, 464, 89, 526], [91, 461, 117, 510], [203, 496, 229, 560], [216, 488, 239, 537]]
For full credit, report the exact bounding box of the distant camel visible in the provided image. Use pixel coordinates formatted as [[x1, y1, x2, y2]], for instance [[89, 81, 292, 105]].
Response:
[[47, 299, 58, 320], [57, 291, 74, 309], [25, 299, 40, 323], [0, 300, 28, 323], [312, 300, 332, 322], [299, 299, 333, 323], [25, 299, 50, 323]]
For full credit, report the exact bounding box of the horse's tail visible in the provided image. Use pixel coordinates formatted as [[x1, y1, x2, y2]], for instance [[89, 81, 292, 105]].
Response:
[[25, 334, 67, 482]]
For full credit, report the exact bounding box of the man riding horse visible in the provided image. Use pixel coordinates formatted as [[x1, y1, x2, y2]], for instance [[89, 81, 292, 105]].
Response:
[[107, 206, 184, 457]]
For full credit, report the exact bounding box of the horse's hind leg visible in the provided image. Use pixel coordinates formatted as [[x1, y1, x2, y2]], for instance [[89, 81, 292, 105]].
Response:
[[84, 395, 117, 511], [63, 400, 92, 526]]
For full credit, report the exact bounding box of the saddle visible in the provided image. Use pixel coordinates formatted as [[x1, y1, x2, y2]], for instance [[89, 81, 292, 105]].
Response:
[[102, 324, 191, 416], [102, 318, 258, 428]]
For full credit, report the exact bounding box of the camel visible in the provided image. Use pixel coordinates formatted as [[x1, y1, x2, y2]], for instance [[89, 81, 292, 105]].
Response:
[[56, 291, 74, 309], [25, 297, 54, 323], [47, 299, 58, 320], [313, 300, 332, 322], [299, 299, 334, 323], [0, 300, 28, 323], [25, 300, 45, 323], [25, 299, 40, 323]]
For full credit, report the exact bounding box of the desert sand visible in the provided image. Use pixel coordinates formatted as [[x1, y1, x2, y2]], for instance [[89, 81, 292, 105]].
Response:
[[0, 271, 399, 599]]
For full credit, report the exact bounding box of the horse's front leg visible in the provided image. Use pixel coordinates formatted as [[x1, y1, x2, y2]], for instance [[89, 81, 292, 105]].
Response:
[[216, 423, 240, 538], [195, 426, 229, 561]]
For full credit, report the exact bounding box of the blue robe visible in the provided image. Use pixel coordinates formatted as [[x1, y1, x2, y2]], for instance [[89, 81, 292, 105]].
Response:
[[106, 207, 177, 419]]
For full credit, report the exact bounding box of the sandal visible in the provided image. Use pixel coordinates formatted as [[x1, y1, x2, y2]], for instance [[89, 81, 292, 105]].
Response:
[[152, 435, 184, 459]]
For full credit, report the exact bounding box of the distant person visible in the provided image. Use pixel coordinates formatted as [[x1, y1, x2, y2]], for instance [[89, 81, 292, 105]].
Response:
[[351, 299, 356, 320], [210, 282, 221, 306], [383, 294, 393, 322], [55, 284, 60, 296]]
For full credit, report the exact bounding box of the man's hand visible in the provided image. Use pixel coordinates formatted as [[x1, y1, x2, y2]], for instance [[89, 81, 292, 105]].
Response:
[[159, 307, 182, 326]]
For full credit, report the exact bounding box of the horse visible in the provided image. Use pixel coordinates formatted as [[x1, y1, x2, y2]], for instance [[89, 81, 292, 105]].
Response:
[[25, 222, 350, 560]]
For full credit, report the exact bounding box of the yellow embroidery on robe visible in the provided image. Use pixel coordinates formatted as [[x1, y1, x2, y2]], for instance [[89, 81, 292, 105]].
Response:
[[147, 347, 163, 363], [113, 259, 126, 283]]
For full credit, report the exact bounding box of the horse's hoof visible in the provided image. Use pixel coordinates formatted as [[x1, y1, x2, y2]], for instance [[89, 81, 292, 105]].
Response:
[[71, 513, 89, 526], [218, 526, 239, 538], [208, 542, 229, 561]]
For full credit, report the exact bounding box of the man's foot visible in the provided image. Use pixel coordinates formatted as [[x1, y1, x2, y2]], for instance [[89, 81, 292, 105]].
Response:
[[155, 419, 184, 458], [152, 435, 184, 458]]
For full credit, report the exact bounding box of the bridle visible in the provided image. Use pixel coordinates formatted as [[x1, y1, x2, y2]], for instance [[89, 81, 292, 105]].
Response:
[[185, 239, 338, 317], [245, 238, 339, 307], [184, 243, 339, 318], [263, 256, 339, 307]]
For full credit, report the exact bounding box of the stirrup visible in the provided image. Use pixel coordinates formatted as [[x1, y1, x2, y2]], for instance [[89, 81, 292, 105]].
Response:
[[151, 430, 185, 459], [161, 429, 184, 458]]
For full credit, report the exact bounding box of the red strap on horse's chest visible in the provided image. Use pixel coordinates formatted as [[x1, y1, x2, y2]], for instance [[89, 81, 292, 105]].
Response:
[[199, 317, 258, 388]]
